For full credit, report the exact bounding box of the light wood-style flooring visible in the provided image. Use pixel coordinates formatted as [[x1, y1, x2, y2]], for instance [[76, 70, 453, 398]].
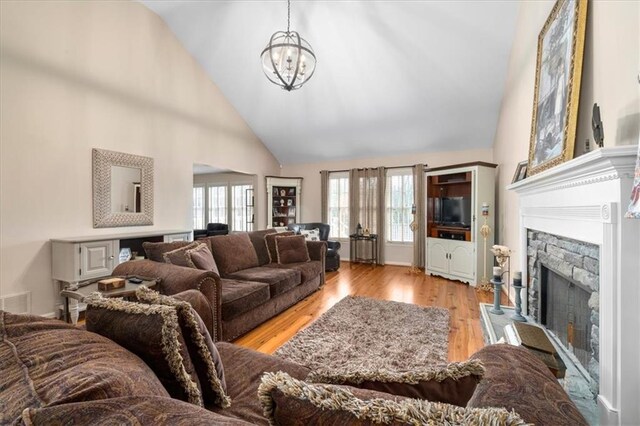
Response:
[[234, 262, 505, 361]]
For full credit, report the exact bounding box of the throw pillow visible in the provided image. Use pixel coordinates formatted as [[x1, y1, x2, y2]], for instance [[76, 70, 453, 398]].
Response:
[[300, 228, 321, 242], [248, 229, 276, 266], [185, 243, 220, 276], [259, 371, 526, 426], [265, 231, 294, 263], [163, 242, 200, 267], [307, 359, 485, 407], [135, 286, 230, 408], [142, 241, 192, 262], [275, 235, 310, 264], [84, 293, 203, 407], [208, 233, 259, 276]]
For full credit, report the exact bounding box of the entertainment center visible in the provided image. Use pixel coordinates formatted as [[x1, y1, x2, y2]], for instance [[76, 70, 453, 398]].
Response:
[[425, 162, 496, 285]]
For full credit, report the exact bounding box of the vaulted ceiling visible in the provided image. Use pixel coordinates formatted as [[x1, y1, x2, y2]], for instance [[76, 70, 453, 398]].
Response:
[[141, 1, 519, 165]]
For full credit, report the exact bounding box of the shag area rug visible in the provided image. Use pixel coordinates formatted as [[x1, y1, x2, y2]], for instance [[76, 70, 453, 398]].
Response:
[[275, 296, 450, 374]]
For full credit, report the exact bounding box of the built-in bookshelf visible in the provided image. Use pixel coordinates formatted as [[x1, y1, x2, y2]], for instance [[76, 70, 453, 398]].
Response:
[[266, 177, 302, 228]]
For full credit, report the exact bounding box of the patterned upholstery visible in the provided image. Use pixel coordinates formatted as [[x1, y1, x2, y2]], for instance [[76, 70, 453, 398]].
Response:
[[0, 311, 169, 424], [467, 344, 588, 425], [2, 311, 585, 426]]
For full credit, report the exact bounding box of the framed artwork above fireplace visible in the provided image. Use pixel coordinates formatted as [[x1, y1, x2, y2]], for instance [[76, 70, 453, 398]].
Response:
[[527, 0, 587, 177]]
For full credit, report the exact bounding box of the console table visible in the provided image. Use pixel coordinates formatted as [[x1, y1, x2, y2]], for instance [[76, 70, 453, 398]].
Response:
[[349, 234, 378, 265], [51, 229, 191, 322]]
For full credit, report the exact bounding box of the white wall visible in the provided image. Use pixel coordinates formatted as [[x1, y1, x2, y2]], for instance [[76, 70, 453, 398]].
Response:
[[0, 1, 280, 316], [281, 148, 494, 264], [492, 0, 640, 283]]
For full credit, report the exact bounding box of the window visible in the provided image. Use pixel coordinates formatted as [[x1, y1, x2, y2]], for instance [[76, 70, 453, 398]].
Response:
[[231, 184, 253, 231], [193, 186, 205, 229], [328, 172, 349, 239], [208, 186, 227, 224], [386, 169, 414, 243]]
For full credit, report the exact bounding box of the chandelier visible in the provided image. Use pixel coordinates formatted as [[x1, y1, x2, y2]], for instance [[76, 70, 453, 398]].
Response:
[[260, 0, 316, 91]]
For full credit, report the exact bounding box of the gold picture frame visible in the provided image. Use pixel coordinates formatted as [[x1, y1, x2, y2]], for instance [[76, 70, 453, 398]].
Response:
[[527, 0, 587, 176]]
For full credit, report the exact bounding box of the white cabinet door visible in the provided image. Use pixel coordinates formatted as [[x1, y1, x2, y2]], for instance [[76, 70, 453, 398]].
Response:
[[79, 241, 115, 280], [427, 238, 449, 274], [449, 241, 474, 279]]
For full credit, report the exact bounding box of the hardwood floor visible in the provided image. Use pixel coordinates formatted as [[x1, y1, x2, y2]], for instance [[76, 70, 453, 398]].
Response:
[[234, 262, 506, 361]]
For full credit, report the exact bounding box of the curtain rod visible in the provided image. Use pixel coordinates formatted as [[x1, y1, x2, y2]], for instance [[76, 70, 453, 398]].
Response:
[[318, 164, 428, 174]]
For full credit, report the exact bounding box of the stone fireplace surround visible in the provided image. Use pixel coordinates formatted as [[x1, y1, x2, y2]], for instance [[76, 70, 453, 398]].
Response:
[[527, 230, 599, 393], [508, 146, 639, 425]]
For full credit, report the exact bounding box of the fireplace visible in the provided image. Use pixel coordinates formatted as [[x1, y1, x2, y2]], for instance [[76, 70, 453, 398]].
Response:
[[507, 146, 640, 425], [540, 265, 593, 369], [527, 230, 600, 390]]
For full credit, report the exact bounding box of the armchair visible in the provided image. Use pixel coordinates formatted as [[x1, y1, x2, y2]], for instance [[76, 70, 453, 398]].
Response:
[[287, 222, 341, 271], [194, 223, 229, 240]]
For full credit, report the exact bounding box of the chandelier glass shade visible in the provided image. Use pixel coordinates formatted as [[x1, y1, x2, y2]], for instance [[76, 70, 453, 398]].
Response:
[[260, 2, 316, 91]]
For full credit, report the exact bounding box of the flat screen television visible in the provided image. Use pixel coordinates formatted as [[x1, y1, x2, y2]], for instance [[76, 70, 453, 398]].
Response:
[[434, 197, 471, 227]]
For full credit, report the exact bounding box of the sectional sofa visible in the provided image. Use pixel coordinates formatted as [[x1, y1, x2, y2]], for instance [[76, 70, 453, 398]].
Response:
[[2, 309, 587, 425], [113, 229, 326, 341]]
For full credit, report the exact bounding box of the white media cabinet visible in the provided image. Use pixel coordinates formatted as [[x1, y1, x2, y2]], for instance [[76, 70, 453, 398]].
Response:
[[425, 162, 496, 286]]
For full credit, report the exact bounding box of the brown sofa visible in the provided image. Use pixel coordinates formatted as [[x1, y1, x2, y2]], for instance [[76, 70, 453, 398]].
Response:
[[113, 229, 326, 342], [2, 310, 587, 425]]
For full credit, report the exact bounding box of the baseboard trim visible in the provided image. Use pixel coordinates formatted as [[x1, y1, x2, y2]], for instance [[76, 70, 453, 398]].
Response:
[[340, 260, 413, 267], [384, 261, 412, 266]]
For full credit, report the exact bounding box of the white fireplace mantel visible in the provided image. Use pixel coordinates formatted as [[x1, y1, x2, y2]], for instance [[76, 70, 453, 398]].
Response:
[[507, 146, 640, 426]]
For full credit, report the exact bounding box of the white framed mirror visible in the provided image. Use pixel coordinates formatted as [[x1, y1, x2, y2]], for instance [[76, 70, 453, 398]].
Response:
[[93, 148, 153, 228]]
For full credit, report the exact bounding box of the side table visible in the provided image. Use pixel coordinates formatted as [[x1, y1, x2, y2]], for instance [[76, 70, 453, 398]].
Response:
[[61, 276, 158, 324], [349, 234, 378, 265]]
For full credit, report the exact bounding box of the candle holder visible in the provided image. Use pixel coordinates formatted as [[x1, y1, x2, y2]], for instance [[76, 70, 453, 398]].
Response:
[[490, 268, 504, 315], [511, 272, 526, 322], [491, 245, 512, 306]]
